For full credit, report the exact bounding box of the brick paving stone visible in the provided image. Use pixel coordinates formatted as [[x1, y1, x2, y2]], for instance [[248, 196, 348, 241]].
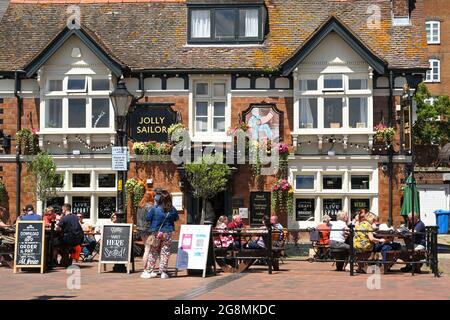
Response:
[[0, 255, 449, 300]]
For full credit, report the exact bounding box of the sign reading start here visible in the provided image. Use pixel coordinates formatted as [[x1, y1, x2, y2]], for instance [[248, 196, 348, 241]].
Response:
[[130, 104, 178, 142]]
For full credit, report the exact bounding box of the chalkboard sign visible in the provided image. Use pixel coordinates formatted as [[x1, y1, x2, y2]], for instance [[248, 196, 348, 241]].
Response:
[[14, 221, 45, 273], [250, 191, 271, 226], [323, 199, 343, 221], [98, 223, 133, 273], [98, 197, 116, 219], [296, 199, 315, 221]]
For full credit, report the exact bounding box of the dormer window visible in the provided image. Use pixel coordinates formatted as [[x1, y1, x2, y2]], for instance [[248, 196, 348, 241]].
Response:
[[67, 77, 87, 92], [188, 4, 265, 44]]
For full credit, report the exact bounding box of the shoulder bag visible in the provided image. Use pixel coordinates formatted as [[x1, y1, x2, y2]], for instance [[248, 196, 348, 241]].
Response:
[[146, 212, 169, 248]]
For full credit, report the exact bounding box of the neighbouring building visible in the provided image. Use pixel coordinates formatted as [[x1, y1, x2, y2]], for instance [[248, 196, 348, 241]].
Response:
[[0, 0, 429, 235], [414, 0, 450, 226]]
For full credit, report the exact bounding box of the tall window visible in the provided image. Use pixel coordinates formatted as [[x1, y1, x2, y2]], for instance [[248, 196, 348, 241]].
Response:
[[193, 80, 228, 135], [426, 59, 440, 82], [43, 76, 112, 130], [189, 6, 264, 43], [426, 21, 440, 44], [296, 74, 372, 131]]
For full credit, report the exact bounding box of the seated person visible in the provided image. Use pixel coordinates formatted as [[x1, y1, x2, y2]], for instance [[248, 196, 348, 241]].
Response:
[[77, 213, 96, 261], [19, 204, 42, 221], [373, 223, 402, 270], [214, 215, 234, 248], [246, 216, 270, 249], [270, 215, 284, 247], [329, 211, 350, 251], [317, 215, 332, 245], [400, 212, 426, 272], [227, 214, 245, 249], [54, 204, 84, 267], [43, 206, 56, 228], [371, 213, 381, 231], [354, 213, 385, 273], [0, 207, 10, 228]]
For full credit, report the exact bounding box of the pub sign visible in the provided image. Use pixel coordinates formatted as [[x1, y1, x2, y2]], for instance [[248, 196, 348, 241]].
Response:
[[130, 104, 178, 142]]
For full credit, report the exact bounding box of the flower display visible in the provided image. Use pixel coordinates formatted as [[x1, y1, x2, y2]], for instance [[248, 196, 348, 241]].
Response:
[[271, 178, 294, 217], [132, 142, 173, 156], [374, 123, 395, 146], [226, 122, 250, 136]]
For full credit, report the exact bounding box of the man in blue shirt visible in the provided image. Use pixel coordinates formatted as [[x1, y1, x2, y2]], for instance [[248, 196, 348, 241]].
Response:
[[20, 204, 41, 221]]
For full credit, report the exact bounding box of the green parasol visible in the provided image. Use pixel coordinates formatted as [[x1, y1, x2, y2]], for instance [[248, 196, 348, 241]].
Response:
[[400, 174, 420, 217]]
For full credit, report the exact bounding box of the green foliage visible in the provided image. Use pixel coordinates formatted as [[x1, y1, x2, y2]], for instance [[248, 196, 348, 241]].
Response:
[[16, 128, 40, 155], [125, 178, 145, 208], [27, 152, 64, 210], [0, 180, 7, 205], [271, 179, 294, 218], [413, 83, 450, 146], [167, 123, 187, 143], [184, 155, 230, 223]]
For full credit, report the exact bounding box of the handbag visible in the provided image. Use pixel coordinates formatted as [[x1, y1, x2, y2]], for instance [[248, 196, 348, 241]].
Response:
[[146, 212, 169, 248]]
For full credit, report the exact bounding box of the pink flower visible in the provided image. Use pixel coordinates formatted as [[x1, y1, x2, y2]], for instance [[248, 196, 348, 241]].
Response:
[[273, 185, 279, 191], [32, 128, 39, 135]]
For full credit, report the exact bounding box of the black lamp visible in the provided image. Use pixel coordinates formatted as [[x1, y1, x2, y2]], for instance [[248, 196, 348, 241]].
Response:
[[110, 76, 134, 223]]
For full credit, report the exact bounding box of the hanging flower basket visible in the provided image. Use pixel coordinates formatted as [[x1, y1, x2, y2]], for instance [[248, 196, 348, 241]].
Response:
[[271, 179, 294, 217], [374, 123, 395, 146], [277, 142, 290, 179]]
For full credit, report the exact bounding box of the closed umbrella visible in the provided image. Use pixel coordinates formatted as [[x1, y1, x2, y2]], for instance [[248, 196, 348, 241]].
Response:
[[400, 174, 420, 217]]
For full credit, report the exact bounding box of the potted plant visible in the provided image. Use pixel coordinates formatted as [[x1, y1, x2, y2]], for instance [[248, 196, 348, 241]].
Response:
[[125, 178, 145, 208], [132, 142, 147, 155], [271, 178, 294, 218], [168, 123, 188, 143], [16, 128, 40, 155], [374, 123, 395, 146]]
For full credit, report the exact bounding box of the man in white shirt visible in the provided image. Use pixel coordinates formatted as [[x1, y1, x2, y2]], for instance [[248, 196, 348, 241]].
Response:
[[329, 211, 350, 250]]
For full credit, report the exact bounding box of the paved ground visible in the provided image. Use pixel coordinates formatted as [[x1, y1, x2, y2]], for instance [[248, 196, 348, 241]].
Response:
[[1, 254, 449, 300]]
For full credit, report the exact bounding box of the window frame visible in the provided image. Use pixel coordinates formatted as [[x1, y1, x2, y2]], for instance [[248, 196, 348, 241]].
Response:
[[426, 21, 440, 44], [41, 76, 114, 133], [294, 73, 373, 133], [322, 175, 344, 190], [295, 174, 316, 190], [191, 78, 231, 141], [425, 59, 441, 83], [187, 5, 264, 44]]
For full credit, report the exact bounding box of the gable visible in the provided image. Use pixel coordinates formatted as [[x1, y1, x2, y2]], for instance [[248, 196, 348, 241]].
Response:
[[24, 27, 124, 78], [281, 16, 387, 76]]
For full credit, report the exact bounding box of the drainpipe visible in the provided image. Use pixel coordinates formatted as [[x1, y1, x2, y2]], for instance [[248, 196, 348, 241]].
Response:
[[14, 71, 24, 219], [388, 70, 394, 227]]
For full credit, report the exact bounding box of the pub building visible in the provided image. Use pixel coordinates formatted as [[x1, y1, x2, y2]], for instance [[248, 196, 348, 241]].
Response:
[[0, 0, 428, 238]]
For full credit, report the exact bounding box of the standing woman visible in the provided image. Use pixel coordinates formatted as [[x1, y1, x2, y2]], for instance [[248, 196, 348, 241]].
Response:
[[137, 191, 155, 278], [143, 190, 179, 279]]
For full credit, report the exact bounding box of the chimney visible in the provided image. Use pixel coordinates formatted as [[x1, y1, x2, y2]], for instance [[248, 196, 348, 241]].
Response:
[[393, 0, 410, 18], [392, 0, 415, 26]]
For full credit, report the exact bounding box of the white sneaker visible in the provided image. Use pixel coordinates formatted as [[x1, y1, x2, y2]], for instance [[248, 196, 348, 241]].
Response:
[[160, 271, 169, 279], [140, 270, 151, 279]]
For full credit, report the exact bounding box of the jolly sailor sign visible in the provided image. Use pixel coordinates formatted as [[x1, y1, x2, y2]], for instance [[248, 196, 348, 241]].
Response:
[[130, 103, 178, 142]]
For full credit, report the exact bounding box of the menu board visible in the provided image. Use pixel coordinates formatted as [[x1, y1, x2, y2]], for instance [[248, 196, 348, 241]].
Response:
[[98, 223, 133, 273], [323, 199, 343, 221], [72, 197, 91, 219], [176, 224, 212, 278], [350, 199, 370, 215], [296, 199, 315, 221], [250, 192, 271, 226], [14, 221, 45, 273]]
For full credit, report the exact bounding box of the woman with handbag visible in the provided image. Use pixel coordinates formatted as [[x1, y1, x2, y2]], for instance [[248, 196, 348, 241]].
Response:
[[142, 190, 179, 279], [137, 191, 155, 278]]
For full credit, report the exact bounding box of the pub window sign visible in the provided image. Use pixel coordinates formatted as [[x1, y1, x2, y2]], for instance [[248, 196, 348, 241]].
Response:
[[130, 103, 179, 142]]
